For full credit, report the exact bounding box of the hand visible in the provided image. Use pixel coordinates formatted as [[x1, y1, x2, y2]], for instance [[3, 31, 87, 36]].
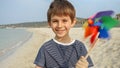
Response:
[[75, 56, 88, 68], [35, 65, 43, 68]]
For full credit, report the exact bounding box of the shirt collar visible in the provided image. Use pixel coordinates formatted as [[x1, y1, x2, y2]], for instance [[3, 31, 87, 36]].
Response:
[[53, 38, 75, 46]]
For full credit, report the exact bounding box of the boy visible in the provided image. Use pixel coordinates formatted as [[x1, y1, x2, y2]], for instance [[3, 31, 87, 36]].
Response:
[[34, 0, 94, 68]]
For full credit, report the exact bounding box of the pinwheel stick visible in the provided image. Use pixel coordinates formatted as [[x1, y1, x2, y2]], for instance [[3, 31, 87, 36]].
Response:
[[85, 38, 99, 59]]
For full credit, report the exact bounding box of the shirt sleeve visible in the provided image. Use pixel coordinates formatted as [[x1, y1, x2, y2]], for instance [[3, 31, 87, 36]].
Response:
[[34, 46, 45, 67], [82, 45, 94, 67]]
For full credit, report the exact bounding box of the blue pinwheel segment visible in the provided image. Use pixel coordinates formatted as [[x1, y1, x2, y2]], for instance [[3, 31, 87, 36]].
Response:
[[94, 22, 102, 26], [98, 27, 109, 39]]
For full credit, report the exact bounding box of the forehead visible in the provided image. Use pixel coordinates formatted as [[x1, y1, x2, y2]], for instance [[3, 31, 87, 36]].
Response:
[[51, 12, 70, 17], [51, 15, 71, 20]]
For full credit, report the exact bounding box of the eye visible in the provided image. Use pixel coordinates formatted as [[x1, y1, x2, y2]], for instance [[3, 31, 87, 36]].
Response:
[[51, 20, 58, 23], [63, 19, 68, 23]]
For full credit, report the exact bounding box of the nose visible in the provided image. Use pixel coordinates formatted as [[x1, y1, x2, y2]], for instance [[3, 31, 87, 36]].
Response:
[[57, 21, 62, 28]]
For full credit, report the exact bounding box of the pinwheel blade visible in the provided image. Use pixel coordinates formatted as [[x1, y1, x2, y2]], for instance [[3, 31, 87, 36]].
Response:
[[90, 26, 99, 44], [84, 26, 91, 38], [92, 10, 114, 20], [83, 21, 88, 28], [94, 22, 102, 26], [98, 27, 110, 38], [101, 16, 119, 30]]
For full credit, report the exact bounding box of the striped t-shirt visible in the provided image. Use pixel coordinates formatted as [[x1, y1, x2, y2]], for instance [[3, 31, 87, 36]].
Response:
[[34, 39, 94, 68]]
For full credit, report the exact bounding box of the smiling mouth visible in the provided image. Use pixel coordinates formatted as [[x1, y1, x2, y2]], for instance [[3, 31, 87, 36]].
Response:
[[56, 29, 65, 33]]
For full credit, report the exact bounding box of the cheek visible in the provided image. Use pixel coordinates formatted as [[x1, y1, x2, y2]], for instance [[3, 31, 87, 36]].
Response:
[[64, 26, 71, 32], [49, 23, 56, 28], [52, 24, 58, 29], [65, 23, 72, 29]]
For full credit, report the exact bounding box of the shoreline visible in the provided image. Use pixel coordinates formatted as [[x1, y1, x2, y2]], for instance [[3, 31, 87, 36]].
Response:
[[0, 28, 52, 68], [0, 28, 33, 61]]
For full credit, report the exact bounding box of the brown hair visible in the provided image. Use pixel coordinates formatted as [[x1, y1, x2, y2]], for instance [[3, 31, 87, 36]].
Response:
[[47, 0, 76, 22]]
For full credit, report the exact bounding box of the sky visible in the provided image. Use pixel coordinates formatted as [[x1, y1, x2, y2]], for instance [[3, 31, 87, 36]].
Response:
[[0, 0, 120, 24]]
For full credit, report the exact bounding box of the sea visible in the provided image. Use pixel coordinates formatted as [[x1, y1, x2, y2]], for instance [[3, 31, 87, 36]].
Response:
[[0, 28, 33, 61]]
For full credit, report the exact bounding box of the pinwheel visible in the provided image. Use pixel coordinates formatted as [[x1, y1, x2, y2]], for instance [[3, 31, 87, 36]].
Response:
[[83, 10, 119, 59]]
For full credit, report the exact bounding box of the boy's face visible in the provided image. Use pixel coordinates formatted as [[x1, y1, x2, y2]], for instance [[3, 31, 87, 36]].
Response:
[[49, 15, 76, 38]]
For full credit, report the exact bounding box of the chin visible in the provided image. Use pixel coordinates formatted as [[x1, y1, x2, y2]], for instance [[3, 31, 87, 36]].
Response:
[[56, 34, 66, 38]]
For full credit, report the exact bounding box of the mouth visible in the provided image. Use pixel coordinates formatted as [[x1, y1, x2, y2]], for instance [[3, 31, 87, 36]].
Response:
[[55, 29, 65, 34]]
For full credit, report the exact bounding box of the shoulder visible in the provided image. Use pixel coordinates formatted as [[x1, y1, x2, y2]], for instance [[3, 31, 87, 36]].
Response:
[[42, 39, 54, 46], [73, 40, 88, 57], [74, 40, 85, 47], [40, 39, 55, 49], [74, 40, 87, 51], [38, 39, 54, 51]]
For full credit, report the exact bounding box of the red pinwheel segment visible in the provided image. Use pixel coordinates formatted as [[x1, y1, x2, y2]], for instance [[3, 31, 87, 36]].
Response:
[[88, 19, 94, 25], [84, 26, 91, 38], [90, 26, 99, 44], [84, 26, 99, 44]]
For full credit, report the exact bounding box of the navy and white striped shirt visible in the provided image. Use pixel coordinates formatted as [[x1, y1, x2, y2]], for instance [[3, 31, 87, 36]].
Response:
[[34, 39, 94, 68]]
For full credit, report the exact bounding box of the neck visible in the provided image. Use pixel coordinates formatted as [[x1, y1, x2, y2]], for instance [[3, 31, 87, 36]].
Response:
[[55, 35, 72, 43]]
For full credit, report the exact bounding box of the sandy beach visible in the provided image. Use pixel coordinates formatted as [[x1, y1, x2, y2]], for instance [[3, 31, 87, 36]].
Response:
[[0, 28, 120, 68]]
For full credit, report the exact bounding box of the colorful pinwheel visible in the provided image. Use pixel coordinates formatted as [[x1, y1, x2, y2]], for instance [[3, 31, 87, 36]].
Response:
[[83, 10, 119, 45], [83, 10, 119, 58]]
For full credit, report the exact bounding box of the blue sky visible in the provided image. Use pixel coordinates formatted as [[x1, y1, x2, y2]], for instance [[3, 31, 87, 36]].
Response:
[[0, 0, 120, 24]]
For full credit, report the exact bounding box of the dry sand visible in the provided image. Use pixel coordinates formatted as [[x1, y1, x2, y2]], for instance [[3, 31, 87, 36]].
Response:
[[0, 28, 120, 68]]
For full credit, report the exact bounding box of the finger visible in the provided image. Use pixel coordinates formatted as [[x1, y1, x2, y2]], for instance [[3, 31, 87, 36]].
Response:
[[79, 56, 88, 63], [76, 62, 83, 68], [76, 61, 87, 68], [77, 60, 87, 66], [76, 56, 89, 67]]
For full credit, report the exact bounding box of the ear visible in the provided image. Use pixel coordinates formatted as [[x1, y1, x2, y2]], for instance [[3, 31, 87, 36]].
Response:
[[71, 18, 77, 27]]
